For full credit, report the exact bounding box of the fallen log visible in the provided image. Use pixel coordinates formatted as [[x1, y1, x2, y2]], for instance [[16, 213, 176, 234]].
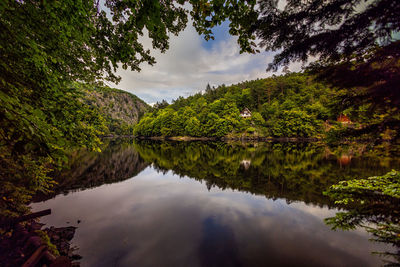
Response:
[[0, 209, 51, 228], [21, 245, 47, 267]]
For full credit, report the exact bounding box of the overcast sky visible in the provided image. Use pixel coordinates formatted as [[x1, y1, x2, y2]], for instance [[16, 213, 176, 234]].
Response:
[[108, 21, 301, 105]]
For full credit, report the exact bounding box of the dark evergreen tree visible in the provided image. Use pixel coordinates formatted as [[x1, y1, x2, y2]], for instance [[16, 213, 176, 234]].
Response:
[[153, 100, 170, 110], [254, 0, 400, 136], [255, 0, 400, 70], [206, 83, 212, 93]]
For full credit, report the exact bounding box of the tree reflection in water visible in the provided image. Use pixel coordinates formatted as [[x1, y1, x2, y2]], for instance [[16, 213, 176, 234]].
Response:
[[33, 139, 400, 265], [33, 139, 149, 202], [133, 140, 399, 205], [133, 140, 400, 265]]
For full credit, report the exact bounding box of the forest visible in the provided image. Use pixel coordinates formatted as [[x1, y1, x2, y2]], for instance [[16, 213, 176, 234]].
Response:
[[134, 72, 399, 141]]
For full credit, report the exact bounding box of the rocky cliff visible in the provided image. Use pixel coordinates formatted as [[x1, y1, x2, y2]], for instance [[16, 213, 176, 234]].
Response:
[[83, 86, 149, 135]]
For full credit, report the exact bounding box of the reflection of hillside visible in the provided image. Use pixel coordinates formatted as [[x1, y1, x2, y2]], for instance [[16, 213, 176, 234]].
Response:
[[34, 140, 149, 201], [134, 141, 400, 207]]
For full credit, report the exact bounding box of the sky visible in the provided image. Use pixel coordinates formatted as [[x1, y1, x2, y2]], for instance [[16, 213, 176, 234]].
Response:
[[108, 20, 302, 105]]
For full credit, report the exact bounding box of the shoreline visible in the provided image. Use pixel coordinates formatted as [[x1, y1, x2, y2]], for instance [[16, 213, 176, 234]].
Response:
[[137, 136, 323, 142], [134, 136, 396, 144], [99, 135, 395, 144]]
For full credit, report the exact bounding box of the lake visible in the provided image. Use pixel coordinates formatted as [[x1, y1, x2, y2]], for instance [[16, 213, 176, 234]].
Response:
[[31, 140, 400, 266]]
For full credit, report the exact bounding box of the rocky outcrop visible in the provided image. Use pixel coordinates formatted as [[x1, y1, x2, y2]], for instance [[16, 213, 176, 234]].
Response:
[[83, 86, 149, 134], [0, 221, 80, 267]]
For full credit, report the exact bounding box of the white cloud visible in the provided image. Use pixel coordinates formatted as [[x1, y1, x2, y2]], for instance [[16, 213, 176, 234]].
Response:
[[108, 22, 301, 104]]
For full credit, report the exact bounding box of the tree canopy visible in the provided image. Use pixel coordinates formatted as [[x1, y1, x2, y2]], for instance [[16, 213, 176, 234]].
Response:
[[135, 73, 337, 138], [255, 0, 400, 70], [0, 0, 257, 215], [253, 0, 400, 126]]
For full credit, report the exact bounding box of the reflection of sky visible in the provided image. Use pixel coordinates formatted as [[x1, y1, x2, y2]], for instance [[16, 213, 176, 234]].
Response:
[[32, 167, 389, 267]]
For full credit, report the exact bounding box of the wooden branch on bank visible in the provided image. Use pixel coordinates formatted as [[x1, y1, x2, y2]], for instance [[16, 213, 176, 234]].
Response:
[[21, 245, 47, 267], [0, 209, 51, 228]]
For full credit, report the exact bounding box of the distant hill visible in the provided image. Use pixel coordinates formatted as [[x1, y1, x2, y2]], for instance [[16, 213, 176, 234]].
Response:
[[83, 86, 149, 135], [134, 73, 336, 138], [134, 72, 399, 141]]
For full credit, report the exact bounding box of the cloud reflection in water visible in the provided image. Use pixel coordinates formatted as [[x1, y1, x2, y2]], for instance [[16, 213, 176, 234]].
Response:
[[32, 167, 388, 267]]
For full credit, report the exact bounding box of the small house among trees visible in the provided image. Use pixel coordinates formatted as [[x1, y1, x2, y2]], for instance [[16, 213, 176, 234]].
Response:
[[337, 114, 351, 124], [240, 159, 251, 170], [240, 108, 252, 118]]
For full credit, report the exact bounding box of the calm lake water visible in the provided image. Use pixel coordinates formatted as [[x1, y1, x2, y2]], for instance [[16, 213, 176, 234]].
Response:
[[31, 140, 400, 267]]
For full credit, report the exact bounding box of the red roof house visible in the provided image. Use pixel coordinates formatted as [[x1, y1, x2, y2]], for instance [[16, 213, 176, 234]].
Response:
[[337, 114, 351, 124]]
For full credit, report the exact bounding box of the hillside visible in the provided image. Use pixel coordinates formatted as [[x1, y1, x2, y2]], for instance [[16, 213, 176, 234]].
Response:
[[83, 86, 149, 135], [134, 72, 399, 141]]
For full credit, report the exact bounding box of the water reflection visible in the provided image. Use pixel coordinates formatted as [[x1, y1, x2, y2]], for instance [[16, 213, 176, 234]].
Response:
[[33, 140, 149, 201], [133, 140, 400, 207], [200, 217, 241, 267], [31, 140, 400, 266]]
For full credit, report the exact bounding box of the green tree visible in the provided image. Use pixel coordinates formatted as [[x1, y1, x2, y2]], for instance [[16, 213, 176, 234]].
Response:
[[153, 100, 170, 111], [254, 0, 400, 129], [255, 0, 399, 70], [272, 110, 320, 138], [252, 112, 265, 127], [134, 114, 156, 137], [191, 97, 208, 114], [209, 99, 224, 115], [240, 88, 252, 110], [171, 111, 185, 136], [185, 117, 202, 137], [324, 170, 400, 265]]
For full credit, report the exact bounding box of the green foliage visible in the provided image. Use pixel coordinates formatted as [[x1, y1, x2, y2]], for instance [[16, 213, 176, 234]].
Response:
[[255, 0, 399, 71], [254, 1, 400, 132], [3, 0, 257, 216], [247, 127, 255, 133], [136, 72, 398, 140], [135, 73, 339, 138], [271, 110, 320, 138], [324, 123, 348, 144], [251, 112, 265, 126], [325, 170, 400, 205], [185, 117, 202, 137], [35, 230, 60, 257], [0, 82, 108, 216], [324, 170, 400, 264]]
